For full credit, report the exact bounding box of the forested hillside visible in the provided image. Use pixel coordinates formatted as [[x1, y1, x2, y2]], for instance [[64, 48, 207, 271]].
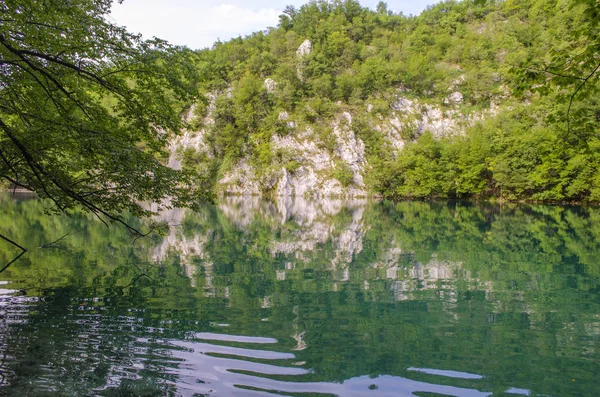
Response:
[[178, 0, 600, 202]]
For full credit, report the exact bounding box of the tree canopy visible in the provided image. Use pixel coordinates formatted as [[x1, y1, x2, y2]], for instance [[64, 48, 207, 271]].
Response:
[[0, 0, 205, 241], [181, 0, 600, 203]]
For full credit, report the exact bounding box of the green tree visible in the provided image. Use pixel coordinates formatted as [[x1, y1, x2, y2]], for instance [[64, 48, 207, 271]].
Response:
[[0, 0, 206, 257], [376, 1, 390, 16], [514, 0, 600, 140]]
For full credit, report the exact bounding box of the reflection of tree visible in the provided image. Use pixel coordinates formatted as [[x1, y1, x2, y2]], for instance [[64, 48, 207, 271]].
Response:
[[0, 286, 184, 395], [169, 197, 600, 395], [0, 196, 599, 396]]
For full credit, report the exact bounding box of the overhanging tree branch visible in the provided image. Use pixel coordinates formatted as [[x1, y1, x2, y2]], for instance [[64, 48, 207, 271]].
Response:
[[567, 61, 600, 138], [0, 0, 204, 268]]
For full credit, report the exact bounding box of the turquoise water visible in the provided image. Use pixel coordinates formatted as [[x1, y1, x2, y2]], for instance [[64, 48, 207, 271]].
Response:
[[0, 194, 599, 396]]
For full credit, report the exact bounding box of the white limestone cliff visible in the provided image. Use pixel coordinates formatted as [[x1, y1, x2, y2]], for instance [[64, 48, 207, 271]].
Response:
[[168, 84, 502, 199]]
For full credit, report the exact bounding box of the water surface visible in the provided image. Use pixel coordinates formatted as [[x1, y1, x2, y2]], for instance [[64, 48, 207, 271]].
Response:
[[0, 194, 599, 396]]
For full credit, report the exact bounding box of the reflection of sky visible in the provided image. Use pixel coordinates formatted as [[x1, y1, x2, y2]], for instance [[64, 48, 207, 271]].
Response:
[[108, 0, 439, 50], [0, 281, 570, 397], [159, 334, 498, 397]]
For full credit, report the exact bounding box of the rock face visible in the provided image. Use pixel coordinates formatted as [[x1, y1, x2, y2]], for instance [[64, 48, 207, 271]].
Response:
[[296, 40, 312, 81], [373, 90, 499, 153], [296, 39, 312, 58], [169, 84, 500, 198], [333, 112, 366, 189], [217, 111, 368, 198], [448, 91, 464, 104], [168, 92, 216, 170], [219, 159, 262, 196], [264, 78, 277, 93]]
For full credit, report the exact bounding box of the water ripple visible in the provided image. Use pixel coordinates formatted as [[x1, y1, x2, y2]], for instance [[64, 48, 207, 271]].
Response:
[[135, 334, 496, 397]]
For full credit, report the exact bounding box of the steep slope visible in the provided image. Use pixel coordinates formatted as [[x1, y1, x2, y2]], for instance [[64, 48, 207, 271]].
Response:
[[174, 0, 600, 202]]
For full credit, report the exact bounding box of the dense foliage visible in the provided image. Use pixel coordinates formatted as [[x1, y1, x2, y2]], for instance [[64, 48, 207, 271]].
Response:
[[187, 0, 600, 202], [0, 0, 206, 239]]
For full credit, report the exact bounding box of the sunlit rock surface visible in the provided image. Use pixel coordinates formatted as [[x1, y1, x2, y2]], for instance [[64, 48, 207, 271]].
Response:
[[167, 79, 506, 198]]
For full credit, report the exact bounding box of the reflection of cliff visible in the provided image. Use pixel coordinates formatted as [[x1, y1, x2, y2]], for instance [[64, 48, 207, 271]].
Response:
[[369, 247, 490, 302], [215, 197, 368, 271], [151, 198, 600, 332], [268, 197, 366, 269], [2, 196, 599, 397], [152, 207, 211, 289], [387, 260, 463, 303], [155, 199, 492, 310]]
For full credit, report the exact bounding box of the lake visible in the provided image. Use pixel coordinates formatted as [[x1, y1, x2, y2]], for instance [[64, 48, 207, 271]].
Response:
[[0, 193, 599, 396]]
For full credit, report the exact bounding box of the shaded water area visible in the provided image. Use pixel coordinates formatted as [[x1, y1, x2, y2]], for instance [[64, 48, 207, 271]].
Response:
[[0, 193, 599, 396]]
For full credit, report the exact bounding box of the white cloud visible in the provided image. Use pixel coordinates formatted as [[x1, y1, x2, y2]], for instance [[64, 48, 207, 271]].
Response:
[[109, 2, 280, 49], [202, 4, 280, 37]]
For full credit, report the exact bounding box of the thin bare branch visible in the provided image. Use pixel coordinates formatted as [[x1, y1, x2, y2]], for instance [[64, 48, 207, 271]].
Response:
[[39, 232, 71, 249], [0, 232, 27, 273]]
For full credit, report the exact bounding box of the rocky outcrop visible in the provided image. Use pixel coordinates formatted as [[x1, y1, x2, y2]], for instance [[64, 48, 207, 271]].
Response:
[[218, 111, 368, 198], [372, 90, 499, 153], [168, 84, 500, 198], [168, 93, 217, 170], [219, 159, 264, 196], [296, 40, 312, 81], [447, 91, 464, 104], [264, 78, 277, 93], [333, 112, 366, 189], [296, 39, 312, 58]]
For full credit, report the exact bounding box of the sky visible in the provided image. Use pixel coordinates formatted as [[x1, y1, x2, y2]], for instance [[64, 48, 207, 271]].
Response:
[[108, 1, 439, 50]]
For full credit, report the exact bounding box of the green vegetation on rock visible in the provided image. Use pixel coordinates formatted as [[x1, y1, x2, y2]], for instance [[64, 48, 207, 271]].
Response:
[[181, 0, 600, 202]]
